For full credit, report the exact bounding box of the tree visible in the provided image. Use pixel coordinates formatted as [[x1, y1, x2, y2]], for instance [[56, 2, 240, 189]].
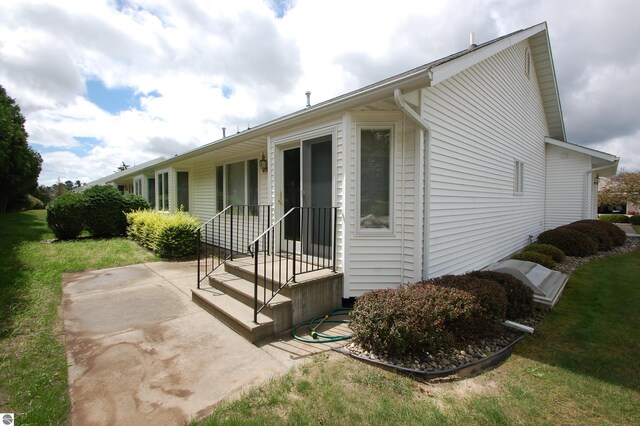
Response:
[[74, 180, 82, 188], [0, 84, 42, 213], [598, 170, 640, 208], [64, 180, 74, 191]]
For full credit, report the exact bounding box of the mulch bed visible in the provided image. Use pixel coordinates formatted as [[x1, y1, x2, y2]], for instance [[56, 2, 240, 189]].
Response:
[[340, 237, 640, 378]]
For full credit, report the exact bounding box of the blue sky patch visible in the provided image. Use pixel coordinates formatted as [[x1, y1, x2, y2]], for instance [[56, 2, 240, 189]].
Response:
[[221, 85, 234, 98], [85, 79, 142, 114], [266, 0, 295, 18]]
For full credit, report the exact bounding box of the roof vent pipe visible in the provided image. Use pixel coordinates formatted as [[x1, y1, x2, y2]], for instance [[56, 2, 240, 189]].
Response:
[[468, 32, 477, 50], [305, 91, 311, 108], [222, 127, 226, 138]]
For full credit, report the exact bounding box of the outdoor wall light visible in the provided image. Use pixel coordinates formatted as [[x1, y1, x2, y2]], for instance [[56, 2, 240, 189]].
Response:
[[260, 153, 268, 173]]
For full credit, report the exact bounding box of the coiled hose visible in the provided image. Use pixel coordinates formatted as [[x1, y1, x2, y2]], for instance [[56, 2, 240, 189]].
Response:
[[291, 308, 352, 343]]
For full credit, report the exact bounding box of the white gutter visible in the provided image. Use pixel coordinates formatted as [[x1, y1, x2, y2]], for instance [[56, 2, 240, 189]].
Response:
[[394, 88, 431, 280]]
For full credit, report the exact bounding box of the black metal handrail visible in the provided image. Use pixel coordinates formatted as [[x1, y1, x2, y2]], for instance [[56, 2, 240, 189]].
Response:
[[197, 205, 271, 288], [248, 206, 338, 323]]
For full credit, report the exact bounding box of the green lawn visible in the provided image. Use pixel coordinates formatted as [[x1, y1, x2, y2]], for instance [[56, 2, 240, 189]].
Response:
[[198, 248, 640, 425], [2, 210, 639, 425], [0, 210, 158, 425]]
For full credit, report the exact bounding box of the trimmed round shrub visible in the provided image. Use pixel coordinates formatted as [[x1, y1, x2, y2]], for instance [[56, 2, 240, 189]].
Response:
[[430, 275, 508, 335], [350, 283, 481, 358], [563, 222, 613, 251], [598, 214, 629, 223], [123, 194, 150, 212], [511, 251, 556, 269], [126, 210, 200, 258], [537, 227, 598, 257], [523, 243, 566, 262], [630, 215, 640, 226], [83, 185, 126, 237], [46, 192, 86, 240], [575, 219, 626, 247], [466, 271, 534, 320]]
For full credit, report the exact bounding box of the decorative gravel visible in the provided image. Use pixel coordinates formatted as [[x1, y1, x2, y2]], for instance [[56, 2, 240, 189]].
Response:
[[343, 236, 639, 375]]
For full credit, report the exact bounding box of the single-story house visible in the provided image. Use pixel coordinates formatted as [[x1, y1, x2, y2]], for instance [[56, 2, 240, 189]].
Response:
[[98, 22, 618, 337], [82, 156, 166, 195]]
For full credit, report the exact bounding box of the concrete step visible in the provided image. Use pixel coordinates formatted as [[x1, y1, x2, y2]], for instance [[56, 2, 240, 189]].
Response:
[[223, 261, 292, 297], [208, 272, 293, 333], [191, 288, 273, 343]]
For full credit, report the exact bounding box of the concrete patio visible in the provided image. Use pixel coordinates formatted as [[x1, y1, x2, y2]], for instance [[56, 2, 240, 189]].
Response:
[[62, 261, 346, 425]]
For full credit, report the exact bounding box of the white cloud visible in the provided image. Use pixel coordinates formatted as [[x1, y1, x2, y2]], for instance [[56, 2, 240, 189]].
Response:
[[0, 0, 639, 186]]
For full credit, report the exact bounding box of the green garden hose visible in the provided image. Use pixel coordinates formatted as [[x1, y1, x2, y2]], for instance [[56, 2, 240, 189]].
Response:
[[291, 308, 352, 343]]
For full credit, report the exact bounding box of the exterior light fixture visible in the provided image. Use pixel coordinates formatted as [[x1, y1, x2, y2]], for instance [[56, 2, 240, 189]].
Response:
[[260, 153, 268, 173]]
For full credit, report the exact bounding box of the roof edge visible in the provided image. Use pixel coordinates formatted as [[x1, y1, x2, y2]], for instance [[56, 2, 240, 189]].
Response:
[[545, 137, 619, 163]]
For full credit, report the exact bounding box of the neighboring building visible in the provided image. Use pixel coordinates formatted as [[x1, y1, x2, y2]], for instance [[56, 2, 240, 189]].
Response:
[[99, 22, 618, 298]]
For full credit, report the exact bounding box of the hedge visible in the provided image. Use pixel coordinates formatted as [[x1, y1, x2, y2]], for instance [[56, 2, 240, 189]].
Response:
[[563, 222, 613, 251], [466, 271, 534, 320], [511, 251, 556, 269], [83, 185, 128, 237], [46, 192, 86, 240], [522, 243, 566, 263], [575, 219, 626, 247], [630, 215, 640, 226], [598, 214, 629, 223], [126, 210, 200, 258], [350, 283, 482, 358], [537, 227, 598, 257]]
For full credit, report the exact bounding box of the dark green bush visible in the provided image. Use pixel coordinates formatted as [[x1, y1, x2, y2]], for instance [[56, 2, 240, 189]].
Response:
[[537, 227, 598, 257], [523, 243, 566, 262], [430, 275, 508, 335], [629, 215, 640, 226], [46, 192, 86, 240], [350, 283, 481, 358], [575, 220, 626, 247], [83, 185, 126, 237], [564, 222, 613, 251], [123, 194, 150, 213], [26, 194, 45, 210], [466, 271, 534, 320], [598, 214, 629, 223], [511, 251, 556, 269], [127, 210, 200, 258]]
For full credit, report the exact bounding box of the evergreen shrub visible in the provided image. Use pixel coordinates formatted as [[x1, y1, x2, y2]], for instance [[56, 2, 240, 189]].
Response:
[[523, 243, 566, 262], [537, 227, 598, 257], [126, 210, 200, 258], [511, 251, 556, 269], [46, 192, 86, 240], [466, 270, 534, 320]]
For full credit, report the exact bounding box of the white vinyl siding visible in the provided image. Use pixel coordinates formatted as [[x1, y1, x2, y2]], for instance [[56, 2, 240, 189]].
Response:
[[344, 112, 420, 296], [423, 40, 548, 278], [544, 144, 592, 229]]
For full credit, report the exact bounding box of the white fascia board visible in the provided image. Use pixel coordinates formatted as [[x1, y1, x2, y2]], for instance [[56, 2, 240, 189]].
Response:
[[429, 23, 547, 85], [545, 137, 619, 163]]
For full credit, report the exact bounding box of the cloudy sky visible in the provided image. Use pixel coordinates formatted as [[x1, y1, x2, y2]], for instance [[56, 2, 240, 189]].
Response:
[[1, 0, 638, 185]]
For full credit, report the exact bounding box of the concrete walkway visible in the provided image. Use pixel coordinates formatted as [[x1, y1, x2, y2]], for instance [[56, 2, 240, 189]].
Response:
[[62, 261, 343, 425], [615, 222, 639, 236]]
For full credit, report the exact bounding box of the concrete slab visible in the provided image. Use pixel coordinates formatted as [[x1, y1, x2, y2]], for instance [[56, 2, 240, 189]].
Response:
[[62, 262, 290, 425]]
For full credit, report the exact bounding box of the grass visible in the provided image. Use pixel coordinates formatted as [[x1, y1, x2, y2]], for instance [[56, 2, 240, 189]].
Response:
[[0, 210, 158, 424], [634, 225, 640, 234], [198, 248, 640, 425]]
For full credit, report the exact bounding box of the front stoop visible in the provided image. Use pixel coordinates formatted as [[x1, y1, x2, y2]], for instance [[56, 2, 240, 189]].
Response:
[[191, 258, 343, 343]]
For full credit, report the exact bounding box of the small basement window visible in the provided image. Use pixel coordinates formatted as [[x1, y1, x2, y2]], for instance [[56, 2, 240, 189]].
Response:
[[514, 160, 524, 195]]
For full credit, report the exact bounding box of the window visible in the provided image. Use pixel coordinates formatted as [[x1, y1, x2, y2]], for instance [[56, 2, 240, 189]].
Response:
[[148, 178, 156, 207], [359, 128, 391, 230], [177, 171, 189, 211], [134, 177, 143, 197], [158, 171, 169, 210], [514, 160, 524, 195], [216, 159, 259, 211]]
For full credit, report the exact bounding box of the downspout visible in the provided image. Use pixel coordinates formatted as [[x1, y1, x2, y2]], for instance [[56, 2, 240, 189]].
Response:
[[394, 88, 431, 280], [584, 161, 619, 219]]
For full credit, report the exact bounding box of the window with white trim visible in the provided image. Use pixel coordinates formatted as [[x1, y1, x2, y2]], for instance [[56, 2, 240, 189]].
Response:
[[359, 127, 392, 230], [514, 160, 524, 195], [215, 158, 258, 211], [157, 171, 169, 210], [133, 176, 143, 197], [176, 171, 189, 211]]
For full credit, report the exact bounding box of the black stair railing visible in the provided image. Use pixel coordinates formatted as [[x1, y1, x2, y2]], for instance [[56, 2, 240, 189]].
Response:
[[248, 207, 338, 323], [197, 205, 271, 288]]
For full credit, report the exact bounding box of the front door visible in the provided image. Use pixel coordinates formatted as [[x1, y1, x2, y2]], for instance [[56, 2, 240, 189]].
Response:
[[280, 136, 333, 257]]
